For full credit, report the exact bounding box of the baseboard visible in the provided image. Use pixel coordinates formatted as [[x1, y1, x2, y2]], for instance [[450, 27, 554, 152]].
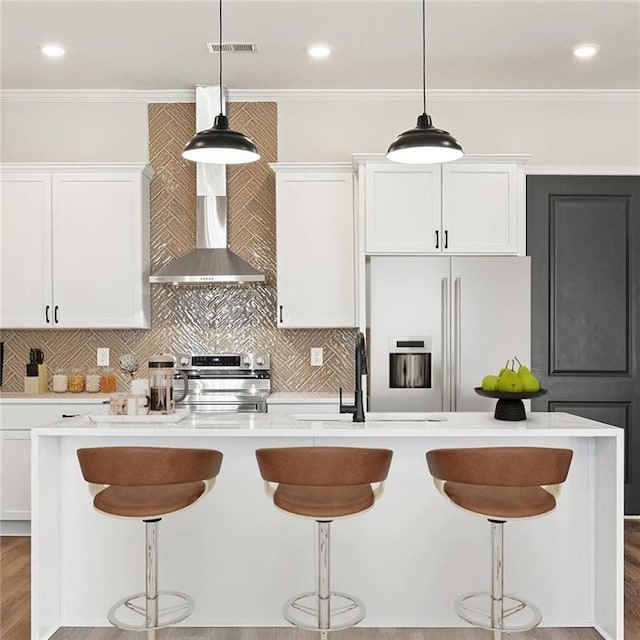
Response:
[[0, 520, 31, 536]]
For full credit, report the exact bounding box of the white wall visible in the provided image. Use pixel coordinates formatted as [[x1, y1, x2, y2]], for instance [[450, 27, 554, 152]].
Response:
[[1, 102, 148, 162], [2, 97, 638, 168], [277, 98, 640, 167]]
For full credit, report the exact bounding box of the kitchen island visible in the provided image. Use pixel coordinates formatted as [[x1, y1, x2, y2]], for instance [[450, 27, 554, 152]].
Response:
[[31, 412, 623, 640]]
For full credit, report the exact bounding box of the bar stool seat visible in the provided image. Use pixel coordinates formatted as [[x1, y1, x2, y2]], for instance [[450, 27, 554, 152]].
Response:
[[442, 483, 557, 519], [94, 482, 207, 518], [257, 446, 393, 638], [426, 446, 572, 639], [274, 483, 375, 518], [77, 446, 223, 640]]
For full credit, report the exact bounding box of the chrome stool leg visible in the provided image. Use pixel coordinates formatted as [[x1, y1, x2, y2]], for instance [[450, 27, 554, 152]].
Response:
[[108, 519, 194, 634], [283, 520, 366, 637], [455, 520, 542, 635]]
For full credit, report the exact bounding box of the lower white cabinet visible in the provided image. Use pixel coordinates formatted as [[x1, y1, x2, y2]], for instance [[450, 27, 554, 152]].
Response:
[[270, 163, 356, 328], [0, 431, 30, 520], [0, 399, 107, 521]]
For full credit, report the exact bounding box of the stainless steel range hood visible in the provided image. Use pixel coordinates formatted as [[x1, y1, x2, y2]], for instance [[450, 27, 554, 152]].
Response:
[[150, 86, 265, 284]]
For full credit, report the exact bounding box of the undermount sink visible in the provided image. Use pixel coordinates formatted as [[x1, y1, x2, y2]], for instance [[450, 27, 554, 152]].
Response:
[[291, 413, 353, 421], [367, 412, 447, 422], [290, 413, 447, 422]]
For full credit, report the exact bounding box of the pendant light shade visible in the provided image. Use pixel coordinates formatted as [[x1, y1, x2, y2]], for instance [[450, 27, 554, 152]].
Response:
[[182, 114, 260, 164], [182, 0, 260, 165], [386, 114, 463, 164], [386, 0, 463, 164]]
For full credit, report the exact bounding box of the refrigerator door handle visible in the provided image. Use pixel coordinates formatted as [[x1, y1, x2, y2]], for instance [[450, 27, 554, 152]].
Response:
[[453, 277, 462, 411], [441, 277, 450, 411]]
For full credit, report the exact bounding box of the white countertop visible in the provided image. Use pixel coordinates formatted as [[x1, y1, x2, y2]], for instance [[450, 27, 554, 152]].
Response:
[[33, 410, 620, 438], [0, 392, 111, 402], [0, 391, 338, 403]]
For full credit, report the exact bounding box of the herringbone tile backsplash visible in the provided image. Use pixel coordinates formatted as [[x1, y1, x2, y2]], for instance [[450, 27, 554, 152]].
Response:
[[0, 103, 356, 393]]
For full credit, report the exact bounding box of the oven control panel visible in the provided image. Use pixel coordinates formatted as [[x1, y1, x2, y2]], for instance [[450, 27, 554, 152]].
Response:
[[175, 353, 270, 371]]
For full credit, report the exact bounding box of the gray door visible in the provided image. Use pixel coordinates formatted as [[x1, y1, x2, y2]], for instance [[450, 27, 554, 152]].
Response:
[[527, 175, 640, 514]]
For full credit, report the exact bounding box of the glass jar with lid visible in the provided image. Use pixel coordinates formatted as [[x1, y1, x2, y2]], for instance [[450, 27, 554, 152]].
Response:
[[68, 369, 85, 393], [99, 367, 118, 393], [85, 369, 101, 393], [52, 369, 68, 393]]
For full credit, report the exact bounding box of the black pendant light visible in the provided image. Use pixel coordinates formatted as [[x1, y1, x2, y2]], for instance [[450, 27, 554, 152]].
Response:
[[386, 0, 463, 164], [182, 0, 260, 165]]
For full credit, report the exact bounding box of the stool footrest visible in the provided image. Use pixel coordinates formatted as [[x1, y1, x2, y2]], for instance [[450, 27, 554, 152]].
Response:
[[107, 590, 194, 631], [455, 591, 542, 633], [283, 590, 366, 632]]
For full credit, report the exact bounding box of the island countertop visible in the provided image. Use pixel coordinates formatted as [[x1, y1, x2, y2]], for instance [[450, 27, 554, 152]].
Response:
[[31, 410, 624, 640], [33, 410, 621, 438]]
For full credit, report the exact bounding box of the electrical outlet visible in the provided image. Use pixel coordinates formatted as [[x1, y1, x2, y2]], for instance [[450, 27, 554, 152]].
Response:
[[97, 348, 110, 367], [310, 347, 323, 367]]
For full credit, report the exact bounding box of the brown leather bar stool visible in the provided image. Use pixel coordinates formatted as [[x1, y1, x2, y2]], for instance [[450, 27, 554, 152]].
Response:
[[426, 446, 573, 639], [77, 446, 223, 640], [256, 446, 393, 638]]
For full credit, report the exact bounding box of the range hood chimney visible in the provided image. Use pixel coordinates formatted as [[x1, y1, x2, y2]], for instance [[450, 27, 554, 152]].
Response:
[[150, 86, 265, 284]]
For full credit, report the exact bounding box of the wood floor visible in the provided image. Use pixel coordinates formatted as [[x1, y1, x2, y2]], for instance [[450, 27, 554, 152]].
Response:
[[2, 523, 640, 640]]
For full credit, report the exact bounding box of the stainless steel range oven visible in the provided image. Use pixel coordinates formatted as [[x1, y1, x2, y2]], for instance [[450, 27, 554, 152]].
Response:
[[174, 352, 270, 413]]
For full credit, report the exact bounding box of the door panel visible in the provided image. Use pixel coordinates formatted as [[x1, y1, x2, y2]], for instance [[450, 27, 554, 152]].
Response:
[[551, 195, 629, 373], [528, 175, 640, 514]]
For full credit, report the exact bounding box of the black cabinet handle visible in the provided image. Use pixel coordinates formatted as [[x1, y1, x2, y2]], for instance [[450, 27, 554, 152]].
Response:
[[62, 414, 79, 418], [279, 305, 283, 323], [45, 305, 50, 323], [444, 230, 449, 249], [435, 230, 439, 249], [54, 305, 59, 324]]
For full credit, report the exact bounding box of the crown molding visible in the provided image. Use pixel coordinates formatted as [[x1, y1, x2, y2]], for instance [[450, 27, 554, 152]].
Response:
[[2, 89, 639, 104], [525, 165, 640, 175]]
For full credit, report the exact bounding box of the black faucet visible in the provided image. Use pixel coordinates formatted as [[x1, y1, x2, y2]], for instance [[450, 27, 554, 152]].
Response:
[[339, 331, 368, 422]]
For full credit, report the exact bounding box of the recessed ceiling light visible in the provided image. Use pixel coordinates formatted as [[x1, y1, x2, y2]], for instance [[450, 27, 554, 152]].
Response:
[[41, 43, 66, 58], [571, 43, 600, 59], [307, 44, 332, 59]]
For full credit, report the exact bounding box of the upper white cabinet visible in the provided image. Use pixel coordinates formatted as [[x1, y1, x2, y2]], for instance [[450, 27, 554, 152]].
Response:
[[270, 163, 356, 328], [1, 164, 153, 329], [354, 155, 529, 256]]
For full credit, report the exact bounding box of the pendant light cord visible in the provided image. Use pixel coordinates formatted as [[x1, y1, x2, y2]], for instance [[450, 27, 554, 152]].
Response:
[[219, 0, 223, 115], [422, 0, 427, 115]]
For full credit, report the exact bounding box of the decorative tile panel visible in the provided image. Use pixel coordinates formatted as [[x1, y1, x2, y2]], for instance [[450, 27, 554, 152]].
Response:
[[0, 103, 355, 393]]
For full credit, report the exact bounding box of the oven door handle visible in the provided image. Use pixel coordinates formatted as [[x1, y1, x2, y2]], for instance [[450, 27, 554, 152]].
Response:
[[174, 369, 189, 403]]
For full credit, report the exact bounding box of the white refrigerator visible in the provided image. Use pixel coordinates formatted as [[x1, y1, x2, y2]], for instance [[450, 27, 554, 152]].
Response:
[[368, 256, 531, 412]]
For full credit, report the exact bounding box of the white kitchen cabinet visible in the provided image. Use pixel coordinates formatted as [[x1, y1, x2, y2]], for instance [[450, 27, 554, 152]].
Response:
[[363, 163, 441, 253], [0, 163, 153, 329], [0, 430, 31, 520], [0, 398, 107, 522], [271, 163, 356, 328], [354, 155, 528, 256]]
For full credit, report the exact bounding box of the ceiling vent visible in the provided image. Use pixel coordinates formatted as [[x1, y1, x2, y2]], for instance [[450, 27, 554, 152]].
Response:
[[206, 42, 257, 54]]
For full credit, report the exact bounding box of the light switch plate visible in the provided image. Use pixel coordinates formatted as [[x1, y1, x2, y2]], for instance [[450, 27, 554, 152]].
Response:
[[97, 348, 110, 367], [310, 347, 323, 366]]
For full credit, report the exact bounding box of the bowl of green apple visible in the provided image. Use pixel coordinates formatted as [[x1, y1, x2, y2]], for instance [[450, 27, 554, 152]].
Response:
[[474, 358, 547, 421]]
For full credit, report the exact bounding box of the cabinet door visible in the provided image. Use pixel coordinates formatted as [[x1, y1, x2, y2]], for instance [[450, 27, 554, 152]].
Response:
[[0, 173, 53, 328], [365, 164, 441, 253], [442, 164, 518, 254], [0, 430, 31, 519], [52, 173, 149, 328], [276, 171, 355, 328]]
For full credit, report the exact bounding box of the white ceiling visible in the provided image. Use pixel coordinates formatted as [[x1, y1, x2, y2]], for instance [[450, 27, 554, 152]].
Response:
[[2, 0, 639, 92]]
